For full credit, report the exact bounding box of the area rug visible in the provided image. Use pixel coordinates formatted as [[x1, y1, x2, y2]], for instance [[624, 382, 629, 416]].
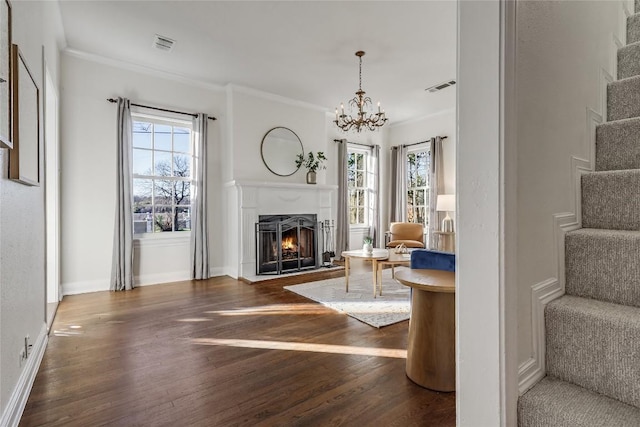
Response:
[[284, 268, 411, 328]]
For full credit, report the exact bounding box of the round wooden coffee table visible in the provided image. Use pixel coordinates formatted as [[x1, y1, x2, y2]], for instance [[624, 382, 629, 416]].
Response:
[[341, 249, 389, 297]]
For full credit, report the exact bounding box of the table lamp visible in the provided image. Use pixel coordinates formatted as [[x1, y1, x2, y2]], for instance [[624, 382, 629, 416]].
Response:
[[436, 194, 455, 232]]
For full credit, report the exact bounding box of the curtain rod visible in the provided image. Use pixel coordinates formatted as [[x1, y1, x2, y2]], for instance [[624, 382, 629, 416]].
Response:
[[398, 136, 448, 148], [333, 139, 375, 148], [106, 98, 217, 121]]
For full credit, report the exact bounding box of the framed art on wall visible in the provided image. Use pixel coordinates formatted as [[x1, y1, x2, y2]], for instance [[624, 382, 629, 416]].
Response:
[[0, 0, 11, 149], [9, 44, 40, 186]]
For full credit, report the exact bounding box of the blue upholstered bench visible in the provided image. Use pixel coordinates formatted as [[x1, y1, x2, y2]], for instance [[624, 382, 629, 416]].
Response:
[[410, 249, 456, 272]]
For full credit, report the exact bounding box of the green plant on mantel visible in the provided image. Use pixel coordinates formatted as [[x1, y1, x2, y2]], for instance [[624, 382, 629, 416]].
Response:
[[295, 151, 327, 173]]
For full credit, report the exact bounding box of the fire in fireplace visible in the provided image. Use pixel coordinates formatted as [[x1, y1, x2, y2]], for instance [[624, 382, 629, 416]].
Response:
[[255, 214, 319, 275]]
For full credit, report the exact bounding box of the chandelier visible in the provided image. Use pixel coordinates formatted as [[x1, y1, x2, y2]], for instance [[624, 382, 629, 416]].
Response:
[[334, 51, 388, 132]]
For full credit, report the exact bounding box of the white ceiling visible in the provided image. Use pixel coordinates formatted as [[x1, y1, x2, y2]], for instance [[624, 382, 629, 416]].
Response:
[[58, 1, 457, 124]]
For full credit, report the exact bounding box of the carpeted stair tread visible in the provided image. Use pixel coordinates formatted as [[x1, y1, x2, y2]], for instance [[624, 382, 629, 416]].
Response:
[[629, 13, 640, 44], [596, 116, 640, 171], [546, 295, 640, 407], [608, 75, 640, 121], [581, 169, 640, 230], [618, 41, 640, 79], [518, 376, 640, 427], [566, 228, 640, 307]]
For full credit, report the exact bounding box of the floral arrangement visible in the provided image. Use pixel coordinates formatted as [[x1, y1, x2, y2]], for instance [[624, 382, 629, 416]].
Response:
[[295, 151, 327, 173]]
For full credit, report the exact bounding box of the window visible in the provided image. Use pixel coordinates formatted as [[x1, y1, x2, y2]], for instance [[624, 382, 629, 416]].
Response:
[[406, 148, 430, 226], [347, 147, 370, 226], [132, 116, 193, 234]]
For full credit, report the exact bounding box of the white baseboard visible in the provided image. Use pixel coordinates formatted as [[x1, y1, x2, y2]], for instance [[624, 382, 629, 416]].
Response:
[[0, 324, 48, 427], [62, 278, 110, 295], [136, 271, 190, 286], [209, 267, 226, 277]]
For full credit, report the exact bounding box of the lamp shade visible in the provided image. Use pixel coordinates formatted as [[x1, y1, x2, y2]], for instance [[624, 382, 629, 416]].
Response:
[[436, 194, 456, 212]]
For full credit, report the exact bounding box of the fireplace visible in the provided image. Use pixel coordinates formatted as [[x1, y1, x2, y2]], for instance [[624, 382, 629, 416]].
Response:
[[255, 214, 320, 275]]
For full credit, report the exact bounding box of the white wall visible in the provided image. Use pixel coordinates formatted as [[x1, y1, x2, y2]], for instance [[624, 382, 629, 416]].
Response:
[[229, 86, 328, 184], [515, 0, 630, 392], [60, 53, 226, 294], [457, 1, 510, 424], [0, 0, 65, 422]]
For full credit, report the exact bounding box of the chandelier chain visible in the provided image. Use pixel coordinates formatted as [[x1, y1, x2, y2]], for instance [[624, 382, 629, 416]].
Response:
[[359, 54, 362, 92]]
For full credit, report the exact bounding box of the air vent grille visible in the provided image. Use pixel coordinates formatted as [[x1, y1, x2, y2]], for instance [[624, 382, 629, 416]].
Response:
[[153, 34, 175, 52], [425, 79, 456, 93]]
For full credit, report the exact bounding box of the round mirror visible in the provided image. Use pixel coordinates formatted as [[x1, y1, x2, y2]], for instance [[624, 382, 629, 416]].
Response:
[[260, 127, 303, 177]]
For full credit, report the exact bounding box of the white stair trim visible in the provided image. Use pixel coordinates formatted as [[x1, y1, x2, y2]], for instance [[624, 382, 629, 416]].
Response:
[[517, 35, 616, 393]]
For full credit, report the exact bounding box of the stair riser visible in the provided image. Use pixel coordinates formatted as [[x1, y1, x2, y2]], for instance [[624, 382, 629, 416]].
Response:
[[608, 77, 640, 121], [618, 43, 640, 79], [546, 297, 640, 408], [566, 230, 640, 307], [518, 377, 640, 427], [581, 171, 640, 230], [630, 14, 640, 44], [595, 118, 640, 171]]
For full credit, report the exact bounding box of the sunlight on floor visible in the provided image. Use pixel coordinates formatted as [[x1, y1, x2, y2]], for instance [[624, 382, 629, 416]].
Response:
[[53, 324, 84, 337], [205, 303, 330, 316], [191, 338, 407, 359]]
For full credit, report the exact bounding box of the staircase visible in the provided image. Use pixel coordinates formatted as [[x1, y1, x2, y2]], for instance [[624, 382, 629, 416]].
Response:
[[518, 2, 640, 426]]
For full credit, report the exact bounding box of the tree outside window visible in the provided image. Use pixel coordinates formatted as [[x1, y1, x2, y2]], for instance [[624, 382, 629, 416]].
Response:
[[132, 119, 193, 233], [407, 149, 430, 226]]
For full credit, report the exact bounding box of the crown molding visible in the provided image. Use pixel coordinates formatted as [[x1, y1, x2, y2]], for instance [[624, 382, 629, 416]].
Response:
[[227, 84, 330, 113], [387, 107, 456, 128], [62, 48, 226, 92]]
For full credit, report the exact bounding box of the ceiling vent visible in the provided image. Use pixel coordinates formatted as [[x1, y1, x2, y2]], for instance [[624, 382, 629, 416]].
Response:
[[425, 79, 456, 93], [153, 34, 175, 52]]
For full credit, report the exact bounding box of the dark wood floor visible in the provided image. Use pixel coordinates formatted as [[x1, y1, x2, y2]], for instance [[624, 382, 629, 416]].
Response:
[[20, 261, 455, 426]]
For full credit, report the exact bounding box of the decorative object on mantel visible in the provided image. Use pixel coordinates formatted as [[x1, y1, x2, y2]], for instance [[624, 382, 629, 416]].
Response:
[[295, 151, 326, 184], [261, 126, 303, 177], [436, 194, 456, 232], [334, 51, 388, 133], [363, 235, 373, 253]]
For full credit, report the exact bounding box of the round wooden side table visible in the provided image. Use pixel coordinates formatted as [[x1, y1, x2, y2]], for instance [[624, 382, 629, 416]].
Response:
[[394, 268, 456, 392]]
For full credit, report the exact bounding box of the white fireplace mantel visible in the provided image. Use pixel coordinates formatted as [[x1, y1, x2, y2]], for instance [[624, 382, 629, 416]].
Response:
[[224, 180, 337, 279]]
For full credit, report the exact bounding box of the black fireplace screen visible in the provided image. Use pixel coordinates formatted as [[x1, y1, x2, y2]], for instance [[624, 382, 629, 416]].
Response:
[[256, 214, 319, 275]]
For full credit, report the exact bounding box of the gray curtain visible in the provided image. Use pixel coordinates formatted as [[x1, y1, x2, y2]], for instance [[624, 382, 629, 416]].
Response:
[[370, 145, 381, 247], [335, 139, 349, 257], [390, 145, 408, 222], [190, 114, 210, 279], [111, 97, 134, 291], [428, 136, 445, 249]]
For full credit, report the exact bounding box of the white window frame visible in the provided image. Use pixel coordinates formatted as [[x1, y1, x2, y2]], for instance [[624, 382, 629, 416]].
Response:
[[131, 113, 194, 238], [347, 145, 373, 229], [406, 144, 430, 228]]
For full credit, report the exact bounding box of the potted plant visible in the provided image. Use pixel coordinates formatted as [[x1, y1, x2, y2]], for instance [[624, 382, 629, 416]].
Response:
[[295, 151, 327, 184], [363, 235, 374, 253]]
